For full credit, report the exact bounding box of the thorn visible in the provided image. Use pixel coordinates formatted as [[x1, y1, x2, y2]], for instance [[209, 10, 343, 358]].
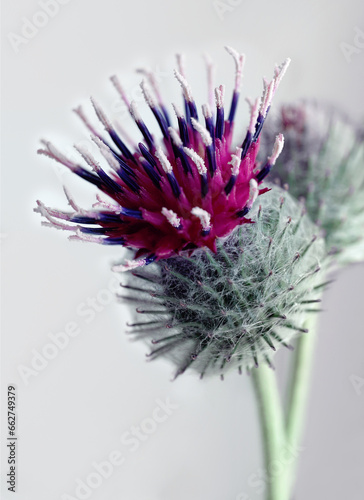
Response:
[[293, 252, 300, 263]]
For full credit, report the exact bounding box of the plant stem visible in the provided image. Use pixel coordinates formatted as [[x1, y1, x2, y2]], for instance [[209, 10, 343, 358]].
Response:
[[284, 312, 319, 497], [251, 364, 288, 500], [252, 312, 320, 500]]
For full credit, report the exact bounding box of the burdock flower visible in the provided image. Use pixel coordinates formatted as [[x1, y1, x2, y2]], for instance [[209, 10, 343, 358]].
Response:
[[260, 100, 364, 264], [36, 47, 289, 271]]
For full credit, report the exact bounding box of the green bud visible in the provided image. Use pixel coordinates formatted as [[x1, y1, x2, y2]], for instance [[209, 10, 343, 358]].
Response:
[[261, 101, 364, 265], [122, 186, 326, 379]]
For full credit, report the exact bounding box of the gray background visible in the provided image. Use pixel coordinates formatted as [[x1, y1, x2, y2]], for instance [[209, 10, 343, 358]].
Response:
[[1, 0, 364, 499]]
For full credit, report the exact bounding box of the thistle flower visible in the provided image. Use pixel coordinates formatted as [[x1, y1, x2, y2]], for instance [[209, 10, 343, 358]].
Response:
[[36, 48, 290, 271], [123, 186, 326, 378], [260, 101, 364, 264]]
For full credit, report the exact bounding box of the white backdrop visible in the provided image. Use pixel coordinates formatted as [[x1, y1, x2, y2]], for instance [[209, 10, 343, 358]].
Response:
[[2, 1, 364, 499]]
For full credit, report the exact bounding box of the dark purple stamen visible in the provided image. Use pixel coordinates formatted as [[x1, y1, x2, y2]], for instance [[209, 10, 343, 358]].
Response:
[[188, 101, 198, 121], [256, 162, 272, 183], [179, 149, 192, 175], [167, 172, 181, 198], [241, 130, 252, 159], [160, 105, 171, 126], [134, 119, 154, 150], [96, 168, 124, 193], [151, 106, 169, 139], [111, 150, 136, 178], [228, 91, 239, 123], [71, 213, 123, 224], [184, 98, 190, 124], [177, 115, 190, 146], [109, 130, 136, 164], [99, 213, 126, 223], [236, 206, 250, 217], [216, 107, 224, 140], [121, 207, 143, 219], [141, 160, 161, 189], [80, 226, 119, 234], [171, 143, 191, 175], [224, 175, 237, 195], [204, 115, 215, 146], [103, 237, 126, 245], [206, 145, 217, 176], [253, 106, 270, 142], [201, 173, 208, 198], [74, 167, 103, 188], [139, 143, 161, 175], [253, 113, 264, 142], [117, 169, 140, 193], [145, 254, 157, 265]]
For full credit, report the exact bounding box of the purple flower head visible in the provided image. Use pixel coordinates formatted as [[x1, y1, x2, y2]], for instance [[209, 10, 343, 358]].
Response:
[[36, 48, 289, 271]]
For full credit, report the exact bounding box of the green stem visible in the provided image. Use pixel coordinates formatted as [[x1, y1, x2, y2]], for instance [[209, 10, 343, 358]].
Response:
[[251, 364, 288, 500], [284, 312, 319, 497], [252, 312, 320, 500]]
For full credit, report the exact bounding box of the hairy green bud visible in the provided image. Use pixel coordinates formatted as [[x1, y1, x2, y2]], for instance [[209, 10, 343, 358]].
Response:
[[121, 186, 326, 379], [261, 101, 364, 265]]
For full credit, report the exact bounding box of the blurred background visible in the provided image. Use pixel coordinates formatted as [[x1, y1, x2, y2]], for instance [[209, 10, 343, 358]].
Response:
[[1, 0, 364, 499]]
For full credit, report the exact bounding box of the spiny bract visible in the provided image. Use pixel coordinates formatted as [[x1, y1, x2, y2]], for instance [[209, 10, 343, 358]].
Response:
[[122, 186, 326, 379], [260, 101, 364, 265]]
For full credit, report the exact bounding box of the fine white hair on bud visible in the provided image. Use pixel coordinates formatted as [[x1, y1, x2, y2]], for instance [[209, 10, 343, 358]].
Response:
[[123, 186, 327, 379]]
